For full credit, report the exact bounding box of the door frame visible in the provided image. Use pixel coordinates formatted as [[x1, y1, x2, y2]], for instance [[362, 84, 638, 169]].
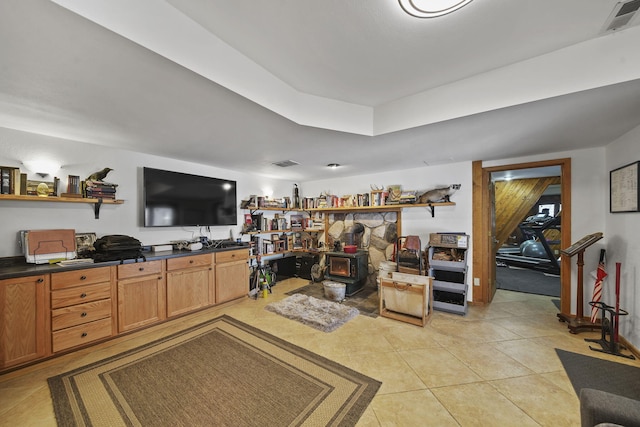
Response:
[[472, 158, 572, 314]]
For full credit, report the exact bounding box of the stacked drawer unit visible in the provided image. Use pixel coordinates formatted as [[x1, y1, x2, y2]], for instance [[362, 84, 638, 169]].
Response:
[[428, 233, 469, 315], [50, 266, 116, 353]]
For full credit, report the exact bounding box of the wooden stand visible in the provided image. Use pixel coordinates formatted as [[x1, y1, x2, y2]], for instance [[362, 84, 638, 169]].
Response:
[[557, 232, 603, 334]]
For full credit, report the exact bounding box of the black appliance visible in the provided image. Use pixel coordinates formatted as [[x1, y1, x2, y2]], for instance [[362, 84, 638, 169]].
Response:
[[324, 250, 368, 296]]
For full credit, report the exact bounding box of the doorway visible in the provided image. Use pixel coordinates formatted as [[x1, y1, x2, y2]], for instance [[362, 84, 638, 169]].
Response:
[[471, 158, 572, 315], [492, 167, 561, 297]]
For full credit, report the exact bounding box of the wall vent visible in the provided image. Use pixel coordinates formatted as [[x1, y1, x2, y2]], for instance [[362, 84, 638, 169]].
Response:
[[603, 0, 640, 32], [272, 160, 299, 167]]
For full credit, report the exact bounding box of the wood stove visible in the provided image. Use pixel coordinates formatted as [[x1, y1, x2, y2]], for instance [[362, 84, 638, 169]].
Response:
[[324, 250, 368, 296]]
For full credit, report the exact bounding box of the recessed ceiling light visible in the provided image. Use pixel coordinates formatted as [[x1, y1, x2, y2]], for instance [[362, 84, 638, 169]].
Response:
[[327, 163, 340, 169]]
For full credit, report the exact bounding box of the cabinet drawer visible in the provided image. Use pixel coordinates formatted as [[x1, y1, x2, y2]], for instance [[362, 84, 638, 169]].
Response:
[[52, 317, 112, 353], [215, 249, 249, 264], [51, 299, 112, 331], [51, 282, 112, 309], [51, 266, 112, 290], [117, 260, 162, 279], [167, 254, 212, 271]]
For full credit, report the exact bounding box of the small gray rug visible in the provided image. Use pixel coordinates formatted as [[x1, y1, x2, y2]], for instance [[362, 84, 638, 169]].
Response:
[[287, 282, 380, 318], [556, 349, 640, 400], [266, 294, 360, 332]]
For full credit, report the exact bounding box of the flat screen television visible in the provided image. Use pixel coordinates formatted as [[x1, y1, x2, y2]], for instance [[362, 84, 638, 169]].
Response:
[[143, 167, 237, 227]]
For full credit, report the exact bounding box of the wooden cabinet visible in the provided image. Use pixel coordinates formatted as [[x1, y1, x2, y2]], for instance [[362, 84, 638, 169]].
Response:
[[215, 249, 249, 303], [0, 249, 254, 373], [166, 254, 214, 317], [117, 260, 166, 333], [0, 274, 49, 369], [50, 266, 116, 353]]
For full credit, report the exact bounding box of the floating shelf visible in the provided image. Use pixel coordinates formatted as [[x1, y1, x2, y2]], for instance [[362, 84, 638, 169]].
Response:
[[311, 202, 455, 217], [0, 194, 124, 219]]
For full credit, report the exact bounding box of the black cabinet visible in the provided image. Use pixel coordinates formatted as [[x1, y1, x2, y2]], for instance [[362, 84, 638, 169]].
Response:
[[268, 256, 297, 279], [297, 254, 319, 280]]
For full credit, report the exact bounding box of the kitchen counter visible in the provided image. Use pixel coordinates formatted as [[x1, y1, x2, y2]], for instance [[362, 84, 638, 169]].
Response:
[[0, 245, 249, 280]]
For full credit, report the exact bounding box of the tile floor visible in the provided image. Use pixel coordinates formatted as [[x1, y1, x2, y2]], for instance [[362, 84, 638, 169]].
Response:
[[1, 277, 639, 426]]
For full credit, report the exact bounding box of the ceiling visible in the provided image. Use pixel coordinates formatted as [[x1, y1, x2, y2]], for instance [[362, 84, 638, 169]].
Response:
[[1, 0, 640, 181]]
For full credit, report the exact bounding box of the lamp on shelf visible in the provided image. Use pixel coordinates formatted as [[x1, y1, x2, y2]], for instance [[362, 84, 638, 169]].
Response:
[[398, 0, 474, 18]]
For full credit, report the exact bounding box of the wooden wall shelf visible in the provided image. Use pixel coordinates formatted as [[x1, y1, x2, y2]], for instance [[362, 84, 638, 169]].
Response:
[[0, 194, 124, 219], [312, 202, 455, 217], [247, 202, 455, 217]]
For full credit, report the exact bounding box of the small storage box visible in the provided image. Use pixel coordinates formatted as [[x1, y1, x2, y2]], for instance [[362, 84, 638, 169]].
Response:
[[429, 233, 469, 249], [379, 273, 432, 327]]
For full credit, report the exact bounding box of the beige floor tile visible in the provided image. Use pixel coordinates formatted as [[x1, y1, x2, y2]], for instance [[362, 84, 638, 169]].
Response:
[[399, 347, 483, 388], [371, 390, 459, 427], [446, 341, 534, 380], [345, 350, 428, 395], [378, 322, 445, 351], [490, 374, 581, 426], [431, 382, 539, 427], [431, 317, 522, 343], [493, 338, 565, 374], [490, 315, 567, 339]]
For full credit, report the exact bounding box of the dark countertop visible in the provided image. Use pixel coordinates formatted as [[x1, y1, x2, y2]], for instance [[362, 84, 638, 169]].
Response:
[[0, 245, 249, 280]]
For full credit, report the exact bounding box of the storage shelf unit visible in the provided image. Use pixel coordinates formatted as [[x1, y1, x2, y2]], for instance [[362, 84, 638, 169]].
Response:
[[428, 233, 469, 315]]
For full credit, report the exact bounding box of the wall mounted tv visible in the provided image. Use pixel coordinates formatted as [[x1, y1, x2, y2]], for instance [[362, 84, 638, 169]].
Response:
[[143, 167, 237, 227]]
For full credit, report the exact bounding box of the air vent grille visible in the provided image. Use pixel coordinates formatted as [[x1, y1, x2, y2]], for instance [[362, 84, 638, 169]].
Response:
[[272, 160, 300, 168], [603, 0, 640, 32], [618, 0, 640, 16]]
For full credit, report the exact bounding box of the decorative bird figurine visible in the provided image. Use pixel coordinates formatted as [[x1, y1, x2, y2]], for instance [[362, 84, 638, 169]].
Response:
[[86, 167, 113, 182]]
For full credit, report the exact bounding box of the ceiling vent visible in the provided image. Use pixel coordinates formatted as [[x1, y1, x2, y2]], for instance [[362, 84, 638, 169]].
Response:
[[602, 0, 640, 32], [272, 160, 299, 168]]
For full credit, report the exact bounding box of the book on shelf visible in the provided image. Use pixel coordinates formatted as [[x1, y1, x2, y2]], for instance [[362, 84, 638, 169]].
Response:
[[0, 166, 21, 195], [85, 180, 117, 199], [19, 173, 27, 195], [66, 175, 81, 195], [290, 214, 303, 230]]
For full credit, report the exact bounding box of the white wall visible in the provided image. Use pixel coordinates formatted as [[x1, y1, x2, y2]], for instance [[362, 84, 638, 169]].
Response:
[[605, 125, 640, 350], [302, 163, 474, 298], [0, 127, 283, 257], [4, 125, 636, 345]]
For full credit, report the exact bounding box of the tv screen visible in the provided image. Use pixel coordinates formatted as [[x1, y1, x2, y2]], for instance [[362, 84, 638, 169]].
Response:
[[143, 167, 237, 227]]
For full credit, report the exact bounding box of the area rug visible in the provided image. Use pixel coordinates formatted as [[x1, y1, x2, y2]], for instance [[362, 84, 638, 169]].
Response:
[[556, 348, 640, 400], [496, 266, 560, 297], [48, 315, 380, 427], [287, 282, 380, 318], [266, 294, 360, 332]]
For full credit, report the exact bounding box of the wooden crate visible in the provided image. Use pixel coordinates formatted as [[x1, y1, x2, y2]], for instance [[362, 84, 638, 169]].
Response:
[[379, 276, 432, 327]]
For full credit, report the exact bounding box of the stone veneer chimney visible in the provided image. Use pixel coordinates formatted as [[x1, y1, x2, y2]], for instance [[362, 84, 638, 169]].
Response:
[[324, 211, 398, 287]]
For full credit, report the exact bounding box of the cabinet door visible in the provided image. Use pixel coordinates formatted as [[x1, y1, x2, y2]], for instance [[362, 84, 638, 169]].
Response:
[[166, 266, 213, 317], [216, 259, 249, 303], [117, 275, 166, 333], [0, 275, 49, 369]]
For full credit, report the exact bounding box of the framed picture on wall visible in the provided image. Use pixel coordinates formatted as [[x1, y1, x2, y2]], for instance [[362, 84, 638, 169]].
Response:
[[610, 161, 640, 213]]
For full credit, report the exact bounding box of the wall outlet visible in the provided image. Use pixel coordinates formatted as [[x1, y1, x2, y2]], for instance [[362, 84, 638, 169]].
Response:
[[474, 277, 480, 287]]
